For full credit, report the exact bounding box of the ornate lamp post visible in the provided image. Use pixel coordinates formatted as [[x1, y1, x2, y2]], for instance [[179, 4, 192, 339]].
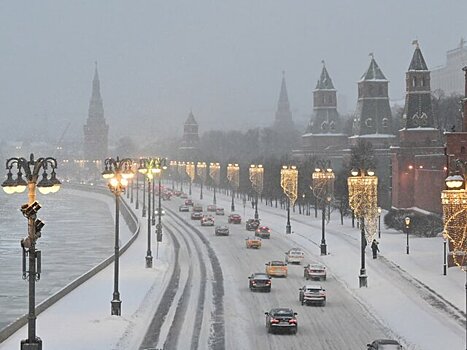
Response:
[[404, 216, 411, 254], [186, 161, 196, 196], [312, 162, 335, 255], [441, 169, 467, 349], [102, 157, 134, 316], [138, 158, 160, 268], [2, 153, 61, 350], [197, 162, 207, 200], [209, 162, 220, 205], [280, 165, 298, 234], [142, 169, 147, 217], [249, 164, 264, 220], [348, 168, 378, 288], [153, 158, 167, 258], [135, 161, 140, 210], [177, 161, 186, 193], [227, 163, 240, 211]]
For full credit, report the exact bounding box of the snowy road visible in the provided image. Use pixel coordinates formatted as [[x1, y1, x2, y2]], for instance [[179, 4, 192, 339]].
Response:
[[145, 195, 393, 350]]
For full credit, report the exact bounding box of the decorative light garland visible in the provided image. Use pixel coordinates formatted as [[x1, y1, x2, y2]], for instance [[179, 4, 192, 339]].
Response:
[[281, 165, 298, 206]]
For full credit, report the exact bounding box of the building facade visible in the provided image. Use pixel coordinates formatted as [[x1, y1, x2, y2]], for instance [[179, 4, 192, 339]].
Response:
[[431, 38, 467, 96], [273, 72, 295, 131], [179, 111, 200, 160]]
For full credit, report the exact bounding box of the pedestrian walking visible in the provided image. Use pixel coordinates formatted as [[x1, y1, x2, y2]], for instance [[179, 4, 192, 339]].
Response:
[[371, 239, 380, 259]]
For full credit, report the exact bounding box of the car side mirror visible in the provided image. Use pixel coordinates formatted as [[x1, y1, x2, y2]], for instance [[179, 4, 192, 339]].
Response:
[[299, 288, 303, 290], [294, 312, 297, 316], [323, 289, 326, 291], [265, 263, 268, 265], [264, 312, 269, 315]]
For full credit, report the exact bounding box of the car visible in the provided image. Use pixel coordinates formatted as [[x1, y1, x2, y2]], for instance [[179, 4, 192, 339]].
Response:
[[245, 237, 262, 249], [184, 199, 194, 206], [215, 225, 229, 236], [265, 261, 288, 277], [191, 212, 203, 220], [265, 308, 297, 334], [304, 263, 327, 281], [299, 285, 326, 306], [248, 273, 271, 292], [192, 204, 203, 212], [180, 193, 188, 199], [201, 215, 215, 226], [207, 204, 217, 212], [367, 339, 403, 349], [173, 190, 182, 197], [255, 226, 271, 239], [215, 207, 225, 215], [162, 193, 172, 200], [245, 219, 260, 231], [228, 214, 241, 224], [154, 208, 165, 216], [285, 248, 304, 264], [179, 205, 190, 212]]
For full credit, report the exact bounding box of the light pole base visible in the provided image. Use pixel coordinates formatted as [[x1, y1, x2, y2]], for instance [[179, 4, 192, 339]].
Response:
[[320, 243, 327, 255], [142, 209, 146, 218], [21, 338, 42, 350], [406, 246, 409, 255], [359, 273, 368, 288], [286, 225, 291, 234], [111, 299, 121, 316], [152, 218, 156, 226], [146, 255, 153, 268]]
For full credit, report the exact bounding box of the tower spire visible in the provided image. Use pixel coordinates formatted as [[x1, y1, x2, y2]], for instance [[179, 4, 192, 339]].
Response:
[[274, 71, 294, 130]]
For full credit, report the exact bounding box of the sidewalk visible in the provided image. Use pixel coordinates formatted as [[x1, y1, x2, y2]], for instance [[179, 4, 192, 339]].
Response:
[[0, 195, 173, 350]]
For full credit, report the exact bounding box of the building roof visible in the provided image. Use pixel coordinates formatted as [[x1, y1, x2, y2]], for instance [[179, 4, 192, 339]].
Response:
[[315, 62, 335, 90], [185, 111, 198, 125], [409, 42, 428, 71], [360, 56, 387, 81]]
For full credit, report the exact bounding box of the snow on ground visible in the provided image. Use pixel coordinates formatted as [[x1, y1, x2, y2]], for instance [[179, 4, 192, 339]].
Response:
[[0, 183, 464, 350]]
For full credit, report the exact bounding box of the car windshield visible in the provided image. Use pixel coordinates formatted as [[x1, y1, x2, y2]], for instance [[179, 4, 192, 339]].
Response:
[[270, 261, 285, 266], [306, 288, 322, 293], [378, 345, 401, 350], [272, 309, 293, 317], [253, 273, 269, 279]]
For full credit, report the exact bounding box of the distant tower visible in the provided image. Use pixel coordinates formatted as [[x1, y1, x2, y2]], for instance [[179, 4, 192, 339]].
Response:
[[301, 61, 347, 154], [351, 54, 394, 145], [307, 61, 341, 134], [402, 41, 435, 129], [392, 42, 445, 213], [273, 71, 295, 131], [179, 111, 200, 160], [83, 63, 109, 161]]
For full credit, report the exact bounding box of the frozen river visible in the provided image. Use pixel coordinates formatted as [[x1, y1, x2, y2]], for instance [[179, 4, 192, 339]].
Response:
[[0, 186, 115, 330]]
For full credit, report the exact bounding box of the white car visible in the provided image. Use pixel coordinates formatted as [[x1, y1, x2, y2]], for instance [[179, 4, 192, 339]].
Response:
[[285, 248, 304, 264]]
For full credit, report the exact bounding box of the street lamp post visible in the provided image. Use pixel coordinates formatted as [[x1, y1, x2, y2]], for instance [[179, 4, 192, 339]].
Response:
[[197, 162, 207, 200], [178, 161, 186, 193], [210, 162, 220, 205], [102, 157, 134, 316], [186, 162, 195, 197], [2, 153, 61, 350], [348, 168, 378, 288], [249, 164, 264, 220], [442, 231, 448, 276], [142, 172, 146, 217], [281, 165, 298, 234], [153, 158, 167, 258], [377, 207, 382, 238], [312, 163, 335, 256], [405, 216, 411, 255], [135, 171, 140, 210], [227, 163, 240, 212], [152, 178, 156, 226]]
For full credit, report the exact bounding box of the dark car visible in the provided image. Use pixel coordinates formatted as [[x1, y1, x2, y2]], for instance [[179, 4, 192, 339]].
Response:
[[215, 225, 229, 236], [367, 339, 403, 349], [255, 226, 271, 239], [191, 212, 203, 220], [228, 214, 241, 224], [265, 308, 297, 334], [248, 273, 271, 292], [184, 199, 194, 206], [245, 219, 260, 231]]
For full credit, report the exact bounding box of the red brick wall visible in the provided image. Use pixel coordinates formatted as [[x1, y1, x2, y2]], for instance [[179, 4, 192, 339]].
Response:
[[414, 169, 444, 213]]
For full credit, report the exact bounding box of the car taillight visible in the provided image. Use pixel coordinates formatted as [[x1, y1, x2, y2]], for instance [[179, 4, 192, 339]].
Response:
[[271, 318, 280, 324], [267, 230, 271, 233], [265, 280, 271, 285], [289, 319, 297, 324], [320, 291, 325, 296]]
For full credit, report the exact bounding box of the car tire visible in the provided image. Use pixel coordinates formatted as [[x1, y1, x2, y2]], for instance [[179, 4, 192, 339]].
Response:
[[321, 300, 326, 307], [301, 300, 304, 305], [267, 325, 271, 334], [323, 276, 327, 281]]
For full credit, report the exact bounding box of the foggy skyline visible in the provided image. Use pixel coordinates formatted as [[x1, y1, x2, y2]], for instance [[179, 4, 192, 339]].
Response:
[[0, 1, 466, 145]]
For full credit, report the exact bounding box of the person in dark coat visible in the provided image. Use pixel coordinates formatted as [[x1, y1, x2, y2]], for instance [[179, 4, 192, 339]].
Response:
[[371, 239, 380, 259]]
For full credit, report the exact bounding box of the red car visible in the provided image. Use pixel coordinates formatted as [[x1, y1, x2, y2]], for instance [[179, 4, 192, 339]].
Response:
[[185, 199, 194, 206], [255, 226, 271, 239], [228, 214, 241, 224]]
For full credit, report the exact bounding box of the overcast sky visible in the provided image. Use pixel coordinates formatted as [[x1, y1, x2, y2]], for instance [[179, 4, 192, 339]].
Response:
[[0, 1, 466, 144]]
